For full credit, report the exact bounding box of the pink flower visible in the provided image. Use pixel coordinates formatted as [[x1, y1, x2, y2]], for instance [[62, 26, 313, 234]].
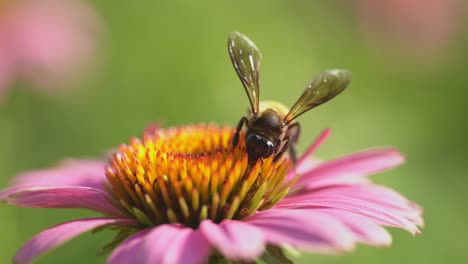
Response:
[[0, 0, 101, 102], [0, 125, 423, 264], [352, 0, 463, 57]]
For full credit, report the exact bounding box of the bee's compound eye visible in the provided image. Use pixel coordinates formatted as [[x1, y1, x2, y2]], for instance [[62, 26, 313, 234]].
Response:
[[246, 134, 275, 158]]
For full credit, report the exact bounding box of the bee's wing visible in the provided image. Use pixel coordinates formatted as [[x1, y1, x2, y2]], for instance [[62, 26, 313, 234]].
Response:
[[284, 69, 351, 124], [228, 32, 262, 114]]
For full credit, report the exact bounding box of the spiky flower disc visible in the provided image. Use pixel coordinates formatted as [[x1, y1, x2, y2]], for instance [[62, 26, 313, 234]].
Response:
[[105, 124, 293, 228]]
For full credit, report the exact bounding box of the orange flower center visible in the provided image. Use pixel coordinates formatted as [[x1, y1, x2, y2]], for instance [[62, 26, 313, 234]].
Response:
[[105, 124, 293, 228]]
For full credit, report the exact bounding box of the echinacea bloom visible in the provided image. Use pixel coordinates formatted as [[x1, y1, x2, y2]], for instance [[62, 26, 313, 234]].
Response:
[[1, 124, 423, 264], [0, 0, 101, 102]]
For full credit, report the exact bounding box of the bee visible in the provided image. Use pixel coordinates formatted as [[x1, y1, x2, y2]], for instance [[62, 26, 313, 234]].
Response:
[[228, 32, 352, 165]]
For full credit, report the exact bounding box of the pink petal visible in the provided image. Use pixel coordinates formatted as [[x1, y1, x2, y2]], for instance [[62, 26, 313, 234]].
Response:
[[143, 224, 211, 264], [200, 220, 265, 261], [297, 128, 331, 166], [295, 148, 405, 188], [1, 159, 107, 199], [109, 225, 212, 264], [295, 158, 321, 175], [315, 208, 392, 246], [246, 209, 356, 253], [107, 230, 150, 264], [10, 0, 102, 90], [306, 185, 423, 226], [14, 218, 136, 264], [276, 195, 420, 235], [289, 160, 370, 191], [0, 9, 20, 98], [353, 0, 460, 55], [283, 183, 423, 227], [286, 129, 330, 182], [4, 186, 121, 216]]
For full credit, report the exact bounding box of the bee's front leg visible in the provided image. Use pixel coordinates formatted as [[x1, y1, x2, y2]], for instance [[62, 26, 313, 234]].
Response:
[[274, 123, 301, 164], [273, 137, 290, 162], [288, 123, 300, 164], [288, 143, 297, 165], [232, 116, 248, 148]]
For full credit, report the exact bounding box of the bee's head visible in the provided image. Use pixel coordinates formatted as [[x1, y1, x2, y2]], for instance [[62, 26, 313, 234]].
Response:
[[245, 133, 275, 161]]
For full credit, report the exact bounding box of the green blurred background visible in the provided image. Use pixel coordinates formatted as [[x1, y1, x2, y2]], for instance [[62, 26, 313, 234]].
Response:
[[1, 0, 467, 263]]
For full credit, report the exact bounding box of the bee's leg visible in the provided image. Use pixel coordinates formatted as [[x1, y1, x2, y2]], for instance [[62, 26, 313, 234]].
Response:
[[287, 123, 300, 164], [232, 116, 248, 148], [274, 138, 282, 153], [273, 137, 290, 162], [289, 144, 297, 164], [275, 123, 301, 164]]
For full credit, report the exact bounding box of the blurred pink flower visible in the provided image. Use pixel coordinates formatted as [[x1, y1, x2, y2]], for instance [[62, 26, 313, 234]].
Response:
[[352, 0, 463, 57], [0, 0, 101, 102], [0, 125, 423, 264]]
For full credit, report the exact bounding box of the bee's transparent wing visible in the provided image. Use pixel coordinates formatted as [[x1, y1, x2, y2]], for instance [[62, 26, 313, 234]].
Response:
[[228, 32, 262, 114], [284, 69, 351, 124]]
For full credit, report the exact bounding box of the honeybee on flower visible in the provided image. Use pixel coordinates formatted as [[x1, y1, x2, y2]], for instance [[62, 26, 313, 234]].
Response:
[[0, 32, 422, 264]]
